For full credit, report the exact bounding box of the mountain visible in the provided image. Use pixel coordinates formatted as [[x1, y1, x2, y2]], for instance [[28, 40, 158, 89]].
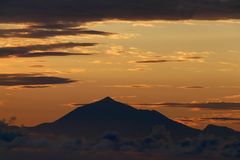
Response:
[[32, 97, 200, 139], [203, 124, 240, 138]]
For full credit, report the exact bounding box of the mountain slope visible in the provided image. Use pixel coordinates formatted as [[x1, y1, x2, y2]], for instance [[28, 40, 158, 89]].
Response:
[[33, 97, 200, 139], [203, 124, 240, 138]]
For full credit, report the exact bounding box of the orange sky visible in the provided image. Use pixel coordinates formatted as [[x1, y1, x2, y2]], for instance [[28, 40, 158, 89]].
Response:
[[0, 20, 240, 130]]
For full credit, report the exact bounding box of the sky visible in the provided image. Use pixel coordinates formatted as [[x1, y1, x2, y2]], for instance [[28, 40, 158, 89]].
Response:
[[0, 0, 240, 130]]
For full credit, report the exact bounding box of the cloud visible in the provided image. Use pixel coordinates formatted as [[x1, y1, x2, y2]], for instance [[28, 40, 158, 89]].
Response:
[[17, 51, 93, 58], [181, 56, 204, 60], [106, 84, 171, 89], [1, 117, 240, 160], [106, 46, 125, 56], [135, 55, 206, 64], [0, 73, 76, 87], [203, 117, 240, 121], [127, 68, 147, 72], [135, 51, 209, 64], [180, 86, 205, 89], [224, 94, 240, 99], [106, 84, 205, 89], [0, 23, 112, 38], [64, 103, 86, 108], [2, 123, 240, 160], [29, 65, 46, 68], [20, 85, 51, 89], [175, 116, 240, 128], [0, 0, 240, 24], [138, 102, 240, 110], [176, 51, 209, 59], [0, 42, 96, 58], [136, 59, 186, 64]]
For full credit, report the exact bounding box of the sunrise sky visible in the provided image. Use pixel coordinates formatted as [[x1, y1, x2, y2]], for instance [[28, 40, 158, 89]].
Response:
[[0, 0, 240, 130]]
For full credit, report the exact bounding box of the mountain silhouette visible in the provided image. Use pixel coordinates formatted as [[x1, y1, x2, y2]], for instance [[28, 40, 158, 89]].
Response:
[[202, 124, 240, 138], [32, 97, 199, 139]]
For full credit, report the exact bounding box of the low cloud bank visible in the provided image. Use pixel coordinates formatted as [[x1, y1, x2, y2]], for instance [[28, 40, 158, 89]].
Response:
[[1, 122, 240, 160]]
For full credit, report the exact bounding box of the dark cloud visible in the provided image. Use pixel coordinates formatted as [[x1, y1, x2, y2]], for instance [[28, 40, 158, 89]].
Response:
[[20, 85, 51, 89], [204, 117, 240, 121], [0, 73, 76, 87], [0, 1, 238, 42], [18, 51, 93, 58], [138, 102, 240, 110], [0, 0, 240, 24], [183, 56, 204, 60], [0, 42, 96, 58], [136, 59, 186, 64], [136, 56, 205, 64], [0, 24, 112, 38]]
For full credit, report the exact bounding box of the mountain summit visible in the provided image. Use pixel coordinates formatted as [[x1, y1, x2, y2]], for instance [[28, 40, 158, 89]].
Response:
[[75, 96, 137, 111], [33, 97, 199, 139], [99, 96, 116, 102]]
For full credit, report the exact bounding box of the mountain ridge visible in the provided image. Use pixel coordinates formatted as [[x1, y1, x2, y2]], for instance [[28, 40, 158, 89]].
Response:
[[31, 97, 240, 140]]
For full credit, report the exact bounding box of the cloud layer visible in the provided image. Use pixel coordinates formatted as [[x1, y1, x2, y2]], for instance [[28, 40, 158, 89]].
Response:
[[1, 123, 240, 160], [0, 0, 240, 23]]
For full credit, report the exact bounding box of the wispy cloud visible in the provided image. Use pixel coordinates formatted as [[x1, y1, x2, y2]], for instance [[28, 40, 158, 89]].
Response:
[[105, 84, 206, 90], [203, 117, 240, 121], [0, 73, 76, 88], [137, 102, 240, 110], [0, 23, 112, 38], [29, 64, 46, 68], [105, 84, 171, 89], [0, 42, 96, 58], [224, 94, 240, 99], [179, 86, 205, 89], [135, 51, 208, 64], [136, 59, 186, 64]]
